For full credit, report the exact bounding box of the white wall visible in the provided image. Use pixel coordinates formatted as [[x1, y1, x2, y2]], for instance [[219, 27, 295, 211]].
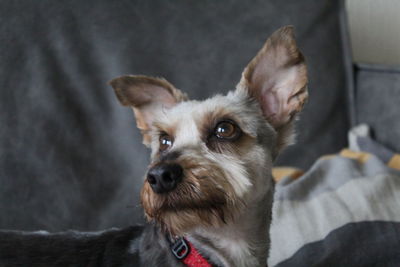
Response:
[[346, 0, 400, 65]]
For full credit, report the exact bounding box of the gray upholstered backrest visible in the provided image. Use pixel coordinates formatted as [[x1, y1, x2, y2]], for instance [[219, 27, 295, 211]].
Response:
[[354, 63, 400, 152]]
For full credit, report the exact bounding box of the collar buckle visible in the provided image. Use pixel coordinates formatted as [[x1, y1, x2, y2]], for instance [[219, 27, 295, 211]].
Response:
[[170, 237, 190, 260]]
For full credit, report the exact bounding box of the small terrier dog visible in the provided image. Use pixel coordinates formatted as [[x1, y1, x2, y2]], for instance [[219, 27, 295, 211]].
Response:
[[0, 26, 307, 267]]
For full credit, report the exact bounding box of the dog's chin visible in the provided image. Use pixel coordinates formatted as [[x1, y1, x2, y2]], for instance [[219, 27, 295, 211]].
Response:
[[141, 181, 238, 235], [153, 206, 230, 236]]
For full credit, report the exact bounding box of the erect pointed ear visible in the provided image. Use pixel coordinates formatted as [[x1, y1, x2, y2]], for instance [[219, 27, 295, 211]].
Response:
[[109, 75, 187, 146], [238, 26, 308, 150]]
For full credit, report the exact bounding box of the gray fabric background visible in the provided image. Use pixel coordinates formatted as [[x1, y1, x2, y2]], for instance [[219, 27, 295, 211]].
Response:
[[0, 0, 350, 231]]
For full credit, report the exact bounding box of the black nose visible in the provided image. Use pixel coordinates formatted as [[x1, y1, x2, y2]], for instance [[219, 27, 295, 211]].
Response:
[[147, 163, 183, 194]]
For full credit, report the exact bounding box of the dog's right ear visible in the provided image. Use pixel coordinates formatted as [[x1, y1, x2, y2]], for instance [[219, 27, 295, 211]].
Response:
[[109, 75, 187, 146], [237, 26, 308, 153]]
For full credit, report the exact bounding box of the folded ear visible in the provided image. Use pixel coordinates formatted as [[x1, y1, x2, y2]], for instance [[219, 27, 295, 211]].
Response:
[[238, 26, 308, 151], [110, 75, 187, 146]]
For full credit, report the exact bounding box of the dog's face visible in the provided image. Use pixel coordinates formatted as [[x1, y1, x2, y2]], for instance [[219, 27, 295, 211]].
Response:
[[110, 26, 307, 235]]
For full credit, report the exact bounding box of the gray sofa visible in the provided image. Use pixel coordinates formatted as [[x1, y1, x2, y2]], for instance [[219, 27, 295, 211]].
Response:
[[1, 0, 398, 245]]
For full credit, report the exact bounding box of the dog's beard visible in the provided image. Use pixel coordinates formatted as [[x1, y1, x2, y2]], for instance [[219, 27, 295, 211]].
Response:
[[141, 159, 241, 235]]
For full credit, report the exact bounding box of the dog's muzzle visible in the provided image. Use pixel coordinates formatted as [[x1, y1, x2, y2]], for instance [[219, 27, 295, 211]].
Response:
[[147, 163, 183, 194]]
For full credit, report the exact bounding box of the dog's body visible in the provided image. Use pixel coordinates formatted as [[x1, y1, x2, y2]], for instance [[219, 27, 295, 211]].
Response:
[[0, 26, 307, 267]]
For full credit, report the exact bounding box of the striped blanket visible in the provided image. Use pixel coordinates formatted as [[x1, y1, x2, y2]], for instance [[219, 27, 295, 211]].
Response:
[[269, 125, 400, 266]]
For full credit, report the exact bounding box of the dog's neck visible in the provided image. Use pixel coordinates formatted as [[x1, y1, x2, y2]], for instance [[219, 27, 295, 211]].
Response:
[[188, 178, 274, 267]]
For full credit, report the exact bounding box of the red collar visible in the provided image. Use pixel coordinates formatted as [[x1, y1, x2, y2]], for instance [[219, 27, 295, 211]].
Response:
[[170, 237, 213, 267]]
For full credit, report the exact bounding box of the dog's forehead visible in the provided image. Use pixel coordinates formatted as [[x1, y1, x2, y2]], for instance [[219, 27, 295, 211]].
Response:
[[171, 95, 232, 119], [160, 93, 244, 125]]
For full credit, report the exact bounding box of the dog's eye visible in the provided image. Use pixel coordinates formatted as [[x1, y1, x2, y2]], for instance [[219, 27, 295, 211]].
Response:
[[214, 121, 239, 139], [159, 134, 173, 151]]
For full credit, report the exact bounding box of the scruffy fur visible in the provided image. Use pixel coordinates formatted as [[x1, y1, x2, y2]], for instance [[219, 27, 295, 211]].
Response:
[[0, 26, 307, 267], [111, 25, 308, 267]]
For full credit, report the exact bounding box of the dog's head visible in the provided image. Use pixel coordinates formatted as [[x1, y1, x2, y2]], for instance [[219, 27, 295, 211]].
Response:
[[110, 26, 307, 235]]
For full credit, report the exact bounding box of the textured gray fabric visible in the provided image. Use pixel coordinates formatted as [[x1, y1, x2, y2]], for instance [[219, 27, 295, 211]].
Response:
[[275, 155, 397, 201], [355, 64, 400, 153], [275, 221, 400, 267], [0, 0, 350, 231], [269, 153, 400, 266]]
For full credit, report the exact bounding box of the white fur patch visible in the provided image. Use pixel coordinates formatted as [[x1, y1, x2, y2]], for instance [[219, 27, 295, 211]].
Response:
[[215, 237, 258, 267], [206, 152, 252, 198]]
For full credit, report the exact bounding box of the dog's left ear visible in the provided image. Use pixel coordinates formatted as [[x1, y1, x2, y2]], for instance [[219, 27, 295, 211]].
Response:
[[109, 75, 187, 146], [238, 26, 308, 150]]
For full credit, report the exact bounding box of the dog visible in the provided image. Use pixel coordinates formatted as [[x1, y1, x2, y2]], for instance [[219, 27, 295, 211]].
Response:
[[0, 26, 307, 267]]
